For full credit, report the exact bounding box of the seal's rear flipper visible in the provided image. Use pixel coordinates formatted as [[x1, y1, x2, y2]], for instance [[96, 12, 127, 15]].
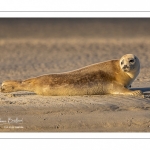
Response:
[[1, 80, 22, 93]]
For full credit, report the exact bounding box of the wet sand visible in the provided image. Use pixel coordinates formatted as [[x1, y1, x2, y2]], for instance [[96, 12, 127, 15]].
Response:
[[0, 18, 150, 132]]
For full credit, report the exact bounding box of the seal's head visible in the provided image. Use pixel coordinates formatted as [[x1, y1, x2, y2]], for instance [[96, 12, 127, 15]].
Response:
[[120, 54, 140, 78]]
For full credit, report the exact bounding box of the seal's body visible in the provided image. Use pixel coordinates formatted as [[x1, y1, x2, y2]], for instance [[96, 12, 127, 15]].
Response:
[[1, 54, 143, 96]]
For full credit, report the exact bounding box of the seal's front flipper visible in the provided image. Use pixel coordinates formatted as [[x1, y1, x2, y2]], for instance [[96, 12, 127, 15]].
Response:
[[112, 83, 143, 96]]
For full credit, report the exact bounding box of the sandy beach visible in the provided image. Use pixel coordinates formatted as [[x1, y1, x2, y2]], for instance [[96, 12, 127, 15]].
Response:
[[0, 18, 150, 132]]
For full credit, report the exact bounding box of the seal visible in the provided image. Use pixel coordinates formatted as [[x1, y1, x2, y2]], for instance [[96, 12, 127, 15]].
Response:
[[0, 54, 143, 96]]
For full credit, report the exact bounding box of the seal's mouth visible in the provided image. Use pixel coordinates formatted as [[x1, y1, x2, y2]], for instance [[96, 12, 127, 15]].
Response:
[[123, 69, 130, 72], [122, 65, 130, 72]]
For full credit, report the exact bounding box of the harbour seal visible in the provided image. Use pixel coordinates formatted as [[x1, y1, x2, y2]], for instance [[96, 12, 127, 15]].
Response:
[[0, 54, 143, 96]]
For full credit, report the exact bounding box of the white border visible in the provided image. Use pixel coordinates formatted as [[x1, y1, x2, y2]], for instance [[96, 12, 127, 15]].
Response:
[[0, 133, 150, 139], [0, 12, 150, 18], [0, 138, 149, 150], [0, 0, 150, 11]]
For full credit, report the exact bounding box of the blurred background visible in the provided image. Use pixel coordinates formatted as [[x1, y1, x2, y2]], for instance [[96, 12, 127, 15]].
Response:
[[0, 18, 150, 83]]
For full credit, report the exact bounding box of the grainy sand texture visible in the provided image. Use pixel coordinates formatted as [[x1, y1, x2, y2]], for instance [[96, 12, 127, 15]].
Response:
[[0, 18, 150, 132]]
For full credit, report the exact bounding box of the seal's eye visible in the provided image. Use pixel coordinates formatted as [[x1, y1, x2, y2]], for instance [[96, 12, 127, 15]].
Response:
[[129, 59, 134, 63], [121, 61, 124, 65]]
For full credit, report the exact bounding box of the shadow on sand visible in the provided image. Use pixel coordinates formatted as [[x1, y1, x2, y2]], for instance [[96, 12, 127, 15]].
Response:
[[131, 87, 150, 95], [12, 92, 36, 97], [131, 87, 150, 92]]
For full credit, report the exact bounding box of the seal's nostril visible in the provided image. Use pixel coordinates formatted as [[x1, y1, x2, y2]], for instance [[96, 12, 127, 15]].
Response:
[[123, 65, 127, 69]]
